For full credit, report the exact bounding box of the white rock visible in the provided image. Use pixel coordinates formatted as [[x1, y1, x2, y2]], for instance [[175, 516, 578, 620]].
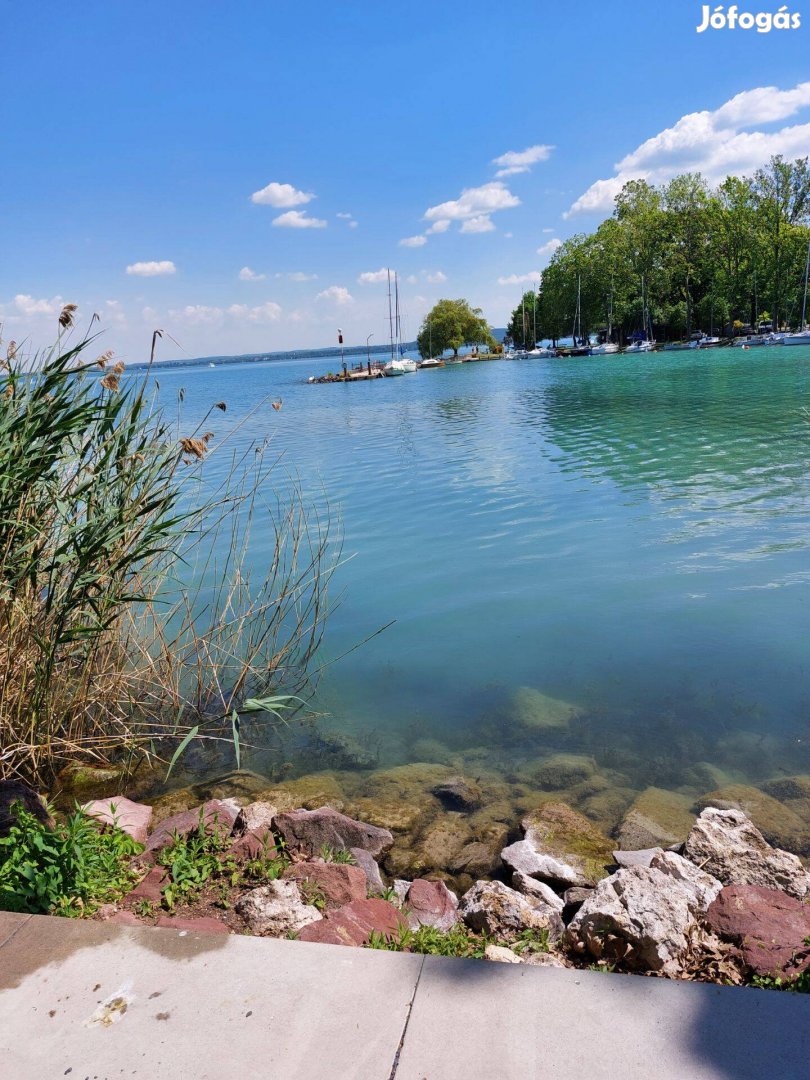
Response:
[[649, 850, 722, 911], [234, 801, 278, 836], [683, 808, 810, 900], [511, 871, 564, 911], [484, 944, 522, 964], [500, 840, 589, 888], [235, 880, 322, 935], [459, 880, 564, 940]]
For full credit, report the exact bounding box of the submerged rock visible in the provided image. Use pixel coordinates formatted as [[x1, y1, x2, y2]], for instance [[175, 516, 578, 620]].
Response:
[[459, 880, 564, 940], [705, 884, 810, 980], [533, 755, 597, 791], [256, 772, 347, 813], [448, 841, 501, 879], [683, 807, 810, 900], [758, 775, 810, 802], [617, 787, 695, 850], [511, 802, 613, 887], [695, 784, 810, 855], [273, 807, 393, 859], [510, 687, 583, 733], [431, 776, 482, 812], [236, 880, 322, 935]]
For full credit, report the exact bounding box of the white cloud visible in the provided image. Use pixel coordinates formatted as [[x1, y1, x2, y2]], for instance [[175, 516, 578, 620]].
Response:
[[406, 274, 418, 285], [104, 299, 126, 325], [424, 181, 520, 227], [251, 181, 314, 207], [460, 215, 496, 233], [348, 220, 359, 229], [537, 238, 562, 259], [272, 210, 327, 229], [142, 306, 159, 323], [492, 143, 554, 177], [504, 232, 513, 238], [239, 266, 266, 281], [10, 293, 63, 316], [425, 271, 447, 284], [336, 212, 353, 219], [400, 235, 427, 247], [169, 304, 223, 326], [426, 219, 450, 234], [542, 227, 554, 233], [316, 285, 353, 304], [126, 260, 176, 277], [358, 268, 391, 284], [275, 271, 318, 281], [227, 301, 282, 322], [567, 79, 810, 217], [497, 272, 541, 285]]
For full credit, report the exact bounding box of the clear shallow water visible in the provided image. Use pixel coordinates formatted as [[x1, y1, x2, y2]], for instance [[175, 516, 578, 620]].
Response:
[[151, 348, 810, 800]]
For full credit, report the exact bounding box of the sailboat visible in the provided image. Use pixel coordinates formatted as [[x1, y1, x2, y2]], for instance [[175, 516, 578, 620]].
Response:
[[783, 241, 810, 346], [590, 281, 619, 355], [568, 275, 590, 356], [624, 277, 656, 353], [384, 271, 418, 375]]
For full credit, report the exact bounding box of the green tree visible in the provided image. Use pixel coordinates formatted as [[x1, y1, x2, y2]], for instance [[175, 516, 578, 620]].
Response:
[[417, 299, 495, 359]]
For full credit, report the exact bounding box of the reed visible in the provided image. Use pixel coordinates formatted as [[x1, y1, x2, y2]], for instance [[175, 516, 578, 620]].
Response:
[[0, 311, 338, 787]]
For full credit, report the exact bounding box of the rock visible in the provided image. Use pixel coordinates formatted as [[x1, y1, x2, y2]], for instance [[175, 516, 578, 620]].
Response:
[[511, 872, 564, 912], [459, 881, 564, 940], [256, 772, 347, 813], [617, 788, 695, 850], [273, 807, 393, 859], [431, 777, 482, 812], [484, 945, 522, 964], [236, 880, 322, 935], [578, 787, 637, 834], [561, 886, 593, 922], [283, 862, 368, 910], [81, 797, 152, 844], [612, 848, 662, 869], [393, 880, 411, 906], [405, 879, 459, 931], [155, 916, 230, 935], [347, 797, 433, 835], [234, 801, 278, 836], [510, 687, 583, 732], [566, 866, 706, 974], [188, 770, 272, 804], [228, 828, 277, 862], [145, 800, 238, 853], [0, 780, 54, 837], [705, 884, 810, 980], [507, 802, 613, 888], [417, 813, 473, 869], [523, 952, 568, 968], [350, 848, 385, 894], [683, 808, 810, 900], [448, 841, 501, 878], [109, 910, 142, 926], [648, 850, 723, 911], [534, 755, 596, 791], [411, 738, 457, 765], [297, 898, 407, 946], [695, 784, 810, 854], [758, 775, 810, 802], [125, 866, 168, 905], [57, 762, 126, 796]]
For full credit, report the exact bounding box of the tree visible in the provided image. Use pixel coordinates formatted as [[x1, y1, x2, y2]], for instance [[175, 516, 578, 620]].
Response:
[[416, 299, 495, 359]]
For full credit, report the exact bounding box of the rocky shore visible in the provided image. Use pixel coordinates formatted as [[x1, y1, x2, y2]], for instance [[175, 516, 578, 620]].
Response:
[[9, 762, 807, 989]]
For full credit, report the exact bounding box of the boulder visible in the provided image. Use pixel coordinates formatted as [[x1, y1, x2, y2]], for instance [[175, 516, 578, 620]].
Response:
[[534, 755, 596, 791], [256, 772, 347, 813], [155, 916, 230, 935], [350, 848, 385, 894], [273, 807, 393, 859], [347, 797, 434, 835], [228, 828, 277, 862], [297, 898, 407, 947], [684, 807, 810, 900], [459, 881, 564, 941], [617, 788, 695, 850], [283, 862, 368, 910], [405, 878, 459, 932], [448, 841, 501, 879], [523, 952, 568, 968], [145, 800, 238, 853], [612, 848, 662, 869], [566, 866, 707, 974], [695, 784, 810, 854], [484, 945, 522, 964], [0, 780, 54, 837], [125, 866, 168, 906], [431, 776, 482, 812], [648, 850, 723, 911], [392, 880, 411, 907], [510, 687, 583, 732], [561, 886, 593, 923], [506, 802, 613, 888], [705, 884, 810, 980], [417, 813, 473, 869], [81, 797, 153, 844], [510, 872, 564, 912], [758, 775, 810, 802], [233, 800, 278, 836], [235, 880, 322, 935]]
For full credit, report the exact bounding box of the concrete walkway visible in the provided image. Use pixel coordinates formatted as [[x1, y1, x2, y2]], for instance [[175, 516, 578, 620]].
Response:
[[0, 911, 807, 1079]]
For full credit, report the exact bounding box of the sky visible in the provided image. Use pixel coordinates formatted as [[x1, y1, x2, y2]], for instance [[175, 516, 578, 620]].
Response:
[[1, 0, 809, 361]]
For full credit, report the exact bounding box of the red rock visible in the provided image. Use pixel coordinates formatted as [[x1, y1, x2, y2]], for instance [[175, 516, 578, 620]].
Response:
[[273, 808, 393, 859], [406, 878, 459, 932], [145, 800, 238, 853], [706, 884, 810, 979], [283, 862, 368, 909], [228, 828, 277, 862], [297, 898, 406, 946], [156, 916, 230, 935], [109, 910, 142, 926], [81, 796, 153, 844], [125, 866, 168, 905]]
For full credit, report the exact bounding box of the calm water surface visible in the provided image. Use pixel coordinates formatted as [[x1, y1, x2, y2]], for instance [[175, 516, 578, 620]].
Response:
[[152, 347, 810, 798]]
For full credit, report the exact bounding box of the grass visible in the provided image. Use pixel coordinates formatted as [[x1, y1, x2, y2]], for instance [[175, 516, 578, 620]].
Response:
[[0, 805, 141, 915], [318, 844, 355, 865], [750, 971, 810, 994], [367, 923, 489, 958]]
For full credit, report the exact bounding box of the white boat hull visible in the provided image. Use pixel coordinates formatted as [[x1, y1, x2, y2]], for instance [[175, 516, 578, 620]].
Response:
[[384, 359, 418, 375], [782, 332, 810, 346], [589, 343, 619, 356]]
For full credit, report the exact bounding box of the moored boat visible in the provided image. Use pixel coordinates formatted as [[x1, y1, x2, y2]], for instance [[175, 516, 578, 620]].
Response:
[[589, 342, 619, 356]]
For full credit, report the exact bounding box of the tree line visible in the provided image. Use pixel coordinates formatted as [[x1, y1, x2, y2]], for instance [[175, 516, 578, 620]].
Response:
[[507, 156, 810, 348]]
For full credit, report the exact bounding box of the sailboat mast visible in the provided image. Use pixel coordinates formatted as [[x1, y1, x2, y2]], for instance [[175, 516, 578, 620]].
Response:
[[532, 288, 537, 346], [801, 240, 810, 329], [387, 269, 395, 361]]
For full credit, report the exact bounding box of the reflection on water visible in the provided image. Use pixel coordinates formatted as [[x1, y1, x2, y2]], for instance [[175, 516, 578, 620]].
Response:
[[150, 349, 810, 841]]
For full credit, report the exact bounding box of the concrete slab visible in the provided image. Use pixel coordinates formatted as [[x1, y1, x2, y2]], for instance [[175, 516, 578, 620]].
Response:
[[396, 956, 810, 1080], [0, 913, 423, 1079]]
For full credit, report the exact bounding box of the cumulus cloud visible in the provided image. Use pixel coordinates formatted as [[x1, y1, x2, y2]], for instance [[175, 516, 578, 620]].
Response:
[[126, 260, 176, 277], [272, 210, 327, 229], [424, 181, 520, 229], [316, 285, 353, 304], [425, 271, 447, 284], [275, 271, 318, 281], [251, 181, 315, 207], [226, 301, 282, 322], [169, 304, 223, 326], [492, 144, 554, 177], [567, 80, 810, 217], [537, 238, 563, 259], [8, 293, 64, 316], [239, 266, 266, 281], [426, 219, 450, 234], [358, 268, 390, 284], [497, 272, 541, 286], [399, 235, 427, 247]]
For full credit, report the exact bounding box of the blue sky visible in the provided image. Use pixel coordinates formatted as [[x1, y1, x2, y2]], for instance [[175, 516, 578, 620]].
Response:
[[1, 0, 809, 360]]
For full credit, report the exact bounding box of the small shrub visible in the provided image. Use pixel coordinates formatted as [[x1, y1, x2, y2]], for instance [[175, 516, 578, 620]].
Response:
[[319, 844, 355, 865], [367, 923, 488, 958]]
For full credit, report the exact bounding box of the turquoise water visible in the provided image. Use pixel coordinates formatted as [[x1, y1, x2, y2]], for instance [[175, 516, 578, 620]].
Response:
[[152, 347, 810, 791]]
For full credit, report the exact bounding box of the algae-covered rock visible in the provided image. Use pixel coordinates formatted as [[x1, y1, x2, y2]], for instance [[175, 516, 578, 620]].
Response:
[[360, 763, 453, 800], [345, 796, 434, 835], [187, 770, 271, 804], [255, 772, 347, 813], [759, 775, 810, 802], [578, 787, 637, 834], [510, 687, 583, 733], [431, 776, 482, 811], [617, 787, 695, 850], [57, 762, 128, 798], [410, 738, 457, 766], [696, 784, 810, 855], [520, 802, 614, 885], [533, 754, 597, 791]]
